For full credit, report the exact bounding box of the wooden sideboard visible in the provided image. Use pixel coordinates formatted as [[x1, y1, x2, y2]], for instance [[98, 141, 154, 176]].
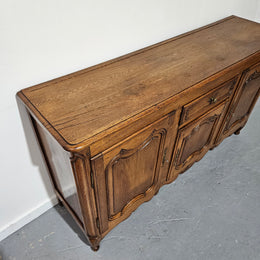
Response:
[[17, 16, 260, 251]]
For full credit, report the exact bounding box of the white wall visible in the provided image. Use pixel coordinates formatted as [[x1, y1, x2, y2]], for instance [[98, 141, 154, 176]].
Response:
[[0, 0, 259, 241], [256, 0, 260, 22]]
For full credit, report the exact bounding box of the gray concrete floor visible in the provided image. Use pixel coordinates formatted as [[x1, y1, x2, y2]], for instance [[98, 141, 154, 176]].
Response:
[[1, 102, 260, 260]]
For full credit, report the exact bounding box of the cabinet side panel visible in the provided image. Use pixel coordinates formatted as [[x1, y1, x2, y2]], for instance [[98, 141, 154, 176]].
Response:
[[34, 119, 84, 223]]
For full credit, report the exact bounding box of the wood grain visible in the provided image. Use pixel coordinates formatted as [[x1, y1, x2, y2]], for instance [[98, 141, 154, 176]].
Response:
[[18, 16, 260, 150]]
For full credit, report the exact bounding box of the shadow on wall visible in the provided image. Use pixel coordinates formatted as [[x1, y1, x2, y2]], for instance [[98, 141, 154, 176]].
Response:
[[16, 95, 56, 203]]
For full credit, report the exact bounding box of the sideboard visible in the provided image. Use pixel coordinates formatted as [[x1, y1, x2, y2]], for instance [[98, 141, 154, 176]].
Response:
[[17, 15, 260, 251]]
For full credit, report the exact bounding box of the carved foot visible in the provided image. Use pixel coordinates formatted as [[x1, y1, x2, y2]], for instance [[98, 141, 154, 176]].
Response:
[[58, 199, 64, 207], [234, 129, 241, 135], [91, 245, 100, 251]]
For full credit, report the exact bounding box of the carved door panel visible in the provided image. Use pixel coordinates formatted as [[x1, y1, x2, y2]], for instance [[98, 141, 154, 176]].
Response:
[[168, 102, 227, 181], [91, 111, 180, 234], [215, 63, 260, 144]]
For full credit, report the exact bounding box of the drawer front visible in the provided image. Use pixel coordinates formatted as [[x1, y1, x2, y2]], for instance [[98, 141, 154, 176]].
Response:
[[180, 77, 238, 126]]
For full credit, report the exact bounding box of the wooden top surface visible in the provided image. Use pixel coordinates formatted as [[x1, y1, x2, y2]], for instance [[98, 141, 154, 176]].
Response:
[[20, 16, 260, 147]]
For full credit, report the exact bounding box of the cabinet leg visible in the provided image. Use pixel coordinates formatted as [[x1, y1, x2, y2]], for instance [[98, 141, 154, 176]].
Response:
[[58, 198, 64, 207], [91, 245, 100, 251], [209, 146, 216, 151], [89, 237, 101, 252], [234, 128, 241, 135]]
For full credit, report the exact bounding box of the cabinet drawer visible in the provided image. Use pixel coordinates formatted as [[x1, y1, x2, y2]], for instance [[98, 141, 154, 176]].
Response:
[[180, 77, 238, 126]]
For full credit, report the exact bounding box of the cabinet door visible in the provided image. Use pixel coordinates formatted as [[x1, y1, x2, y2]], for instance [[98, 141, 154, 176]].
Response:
[[168, 102, 227, 181], [91, 111, 180, 234], [215, 63, 260, 144]]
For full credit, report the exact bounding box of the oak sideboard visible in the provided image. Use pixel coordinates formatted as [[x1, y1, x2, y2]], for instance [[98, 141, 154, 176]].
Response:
[[17, 15, 260, 251]]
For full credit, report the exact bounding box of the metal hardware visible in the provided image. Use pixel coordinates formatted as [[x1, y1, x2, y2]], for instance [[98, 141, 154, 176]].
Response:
[[162, 148, 168, 166], [96, 217, 100, 230], [176, 149, 181, 159], [90, 171, 94, 188], [209, 97, 217, 104], [174, 149, 181, 166]]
